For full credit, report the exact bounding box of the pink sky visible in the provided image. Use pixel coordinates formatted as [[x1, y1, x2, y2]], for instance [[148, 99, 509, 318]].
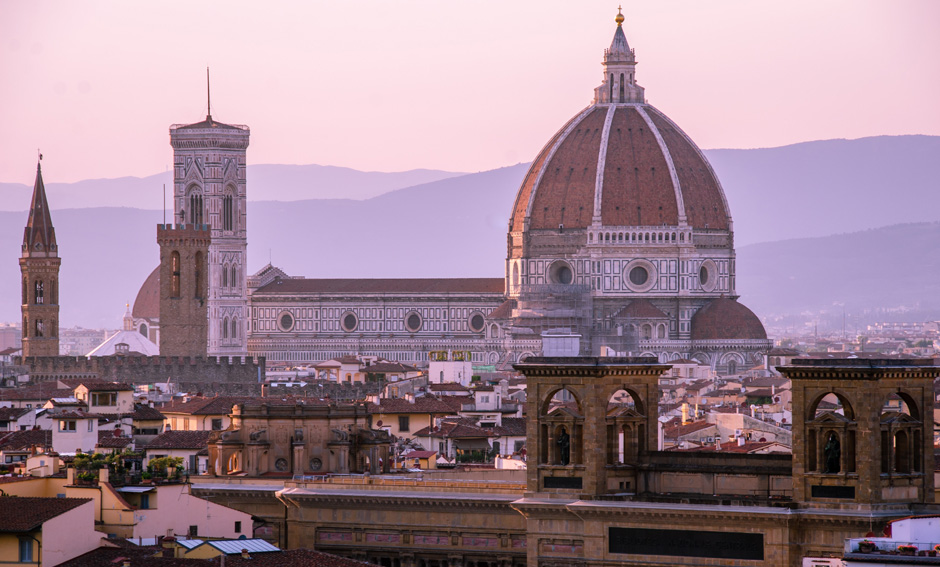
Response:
[[2, 1, 938, 183]]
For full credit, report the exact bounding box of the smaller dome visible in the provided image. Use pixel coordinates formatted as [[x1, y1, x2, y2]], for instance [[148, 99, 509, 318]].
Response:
[[133, 266, 160, 319], [690, 298, 767, 341]]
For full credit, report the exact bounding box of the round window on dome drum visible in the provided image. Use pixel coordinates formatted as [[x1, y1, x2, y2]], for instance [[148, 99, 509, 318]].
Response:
[[342, 312, 358, 332], [549, 261, 574, 285], [405, 312, 422, 332], [629, 266, 648, 286], [469, 313, 485, 333]]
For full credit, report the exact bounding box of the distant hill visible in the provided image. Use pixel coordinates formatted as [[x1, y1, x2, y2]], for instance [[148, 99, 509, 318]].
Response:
[[0, 165, 465, 211], [1, 135, 938, 329], [707, 135, 940, 246], [736, 222, 940, 318]]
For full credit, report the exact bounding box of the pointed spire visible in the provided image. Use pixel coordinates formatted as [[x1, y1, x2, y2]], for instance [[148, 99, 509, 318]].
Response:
[[609, 7, 631, 56], [206, 66, 212, 121], [22, 159, 57, 257]]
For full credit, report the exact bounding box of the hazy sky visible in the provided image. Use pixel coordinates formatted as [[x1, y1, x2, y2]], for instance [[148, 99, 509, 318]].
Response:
[[2, 1, 938, 183]]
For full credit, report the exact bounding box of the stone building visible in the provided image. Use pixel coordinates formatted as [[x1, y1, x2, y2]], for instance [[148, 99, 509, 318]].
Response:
[[20, 160, 61, 358], [169, 109, 251, 357], [129, 11, 769, 372], [207, 399, 391, 477], [192, 355, 940, 567]]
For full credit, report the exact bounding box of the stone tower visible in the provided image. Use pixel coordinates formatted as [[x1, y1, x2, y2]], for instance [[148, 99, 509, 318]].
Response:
[[169, 106, 250, 357], [20, 161, 61, 357], [781, 358, 937, 506], [157, 224, 210, 357]]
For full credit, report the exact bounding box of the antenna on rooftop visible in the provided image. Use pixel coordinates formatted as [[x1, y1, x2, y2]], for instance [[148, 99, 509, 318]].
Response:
[[206, 66, 212, 120]]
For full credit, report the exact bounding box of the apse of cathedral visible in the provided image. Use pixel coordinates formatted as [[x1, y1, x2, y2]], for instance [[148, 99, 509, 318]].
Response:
[[133, 8, 770, 373]]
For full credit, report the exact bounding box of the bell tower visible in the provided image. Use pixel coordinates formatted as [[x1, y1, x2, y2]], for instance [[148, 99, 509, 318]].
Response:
[[782, 358, 937, 506], [20, 160, 61, 358], [157, 223, 210, 357], [169, 81, 250, 357]]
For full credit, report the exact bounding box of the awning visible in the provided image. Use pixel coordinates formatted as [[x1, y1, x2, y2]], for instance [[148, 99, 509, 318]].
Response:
[[454, 439, 491, 450], [114, 486, 155, 493]]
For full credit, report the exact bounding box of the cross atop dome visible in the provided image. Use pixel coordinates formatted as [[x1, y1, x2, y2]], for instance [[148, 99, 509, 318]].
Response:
[[594, 8, 645, 104]]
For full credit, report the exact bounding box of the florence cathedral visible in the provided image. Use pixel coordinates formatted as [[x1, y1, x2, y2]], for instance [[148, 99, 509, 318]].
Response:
[[132, 9, 771, 373]]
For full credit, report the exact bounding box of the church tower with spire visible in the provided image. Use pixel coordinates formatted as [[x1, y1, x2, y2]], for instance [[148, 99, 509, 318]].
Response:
[[169, 75, 250, 357], [20, 160, 61, 357]]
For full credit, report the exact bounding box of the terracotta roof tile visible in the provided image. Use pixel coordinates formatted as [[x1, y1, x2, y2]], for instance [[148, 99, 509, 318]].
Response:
[[0, 429, 52, 451], [368, 397, 456, 415], [487, 299, 516, 320], [255, 278, 504, 295], [145, 430, 211, 450], [0, 496, 90, 532]]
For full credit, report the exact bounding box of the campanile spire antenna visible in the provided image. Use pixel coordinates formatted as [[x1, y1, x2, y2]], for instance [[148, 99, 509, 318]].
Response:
[[206, 66, 212, 120]]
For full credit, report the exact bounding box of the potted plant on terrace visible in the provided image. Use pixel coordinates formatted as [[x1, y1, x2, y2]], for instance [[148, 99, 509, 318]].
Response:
[[898, 544, 917, 556], [858, 540, 876, 553]]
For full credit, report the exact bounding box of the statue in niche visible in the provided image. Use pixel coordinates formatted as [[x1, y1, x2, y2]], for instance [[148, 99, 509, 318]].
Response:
[[823, 432, 841, 473], [557, 427, 571, 465]]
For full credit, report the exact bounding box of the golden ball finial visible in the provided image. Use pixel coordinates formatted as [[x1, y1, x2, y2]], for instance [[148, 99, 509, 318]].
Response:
[[615, 6, 624, 25]]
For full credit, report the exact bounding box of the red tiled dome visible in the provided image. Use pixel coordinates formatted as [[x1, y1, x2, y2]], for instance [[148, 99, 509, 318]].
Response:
[[510, 105, 730, 233], [132, 266, 160, 319], [690, 298, 767, 341]]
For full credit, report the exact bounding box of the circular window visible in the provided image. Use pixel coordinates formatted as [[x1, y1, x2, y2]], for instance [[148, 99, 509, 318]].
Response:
[[309, 458, 322, 471], [341, 312, 358, 332], [274, 458, 288, 471], [623, 259, 657, 292], [469, 313, 485, 333], [405, 312, 422, 332], [699, 259, 718, 292], [629, 266, 648, 286], [277, 311, 294, 332], [548, 260, 574, 285]]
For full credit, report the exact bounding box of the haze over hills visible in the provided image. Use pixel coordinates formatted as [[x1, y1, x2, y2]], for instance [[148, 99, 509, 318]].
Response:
[[0, 165, 465, 211], [0, 135, 936, 330]]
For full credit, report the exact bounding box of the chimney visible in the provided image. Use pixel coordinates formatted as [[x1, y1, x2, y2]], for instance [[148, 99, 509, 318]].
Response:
[[241, 549, 250, 559], [123, 561, 130, 567], [737, 437, 746, 447], [681, 403, 689, 425]]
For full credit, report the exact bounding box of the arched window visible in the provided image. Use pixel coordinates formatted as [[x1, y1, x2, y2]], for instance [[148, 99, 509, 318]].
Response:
[[231, 265, 237, 289], [657, 324, 666, 339], [50, 279, 56, 304], [223, 194, 233, 231], [609, 73, 614, 100], [641, 324, 652, 340], [23, 317, 27, 338], [619, 73, 625, 102], [194, 252, 203, 298], [222, 263, 228, 288], [170, 251, 181, 298], [231, 317, 238, 339], [222, 317, 229, 339], [22, 278, 27, 304], [189, 193, 204, 225], [35, 319, 44, 338], [34, 280, 44, 304], [607, 389, 645, 465], [140, 323, 148, 338]]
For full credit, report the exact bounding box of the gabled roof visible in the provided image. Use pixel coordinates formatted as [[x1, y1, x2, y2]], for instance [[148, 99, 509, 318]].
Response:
[[122, 404, 166, 421], [145, 430, 211, 450], [412, 419, 496, 440], [254, 277, 505, 295], [0, 384, 73, 402], [663, 420, 715, 438], [613, 299, 669, 320], [364, 362, 418, 373], [0, 407, 30, 421], [97, 429, 133, 449], [0, 429, 52, 451], [0, 496, 89, 532], [487, 299, 516, 320], [402, 450, 437, 459], [368, 397, 457, 415], [493, 417, 526, 437], [160, 396, 251, 416], [78, 381, 135, 392]]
